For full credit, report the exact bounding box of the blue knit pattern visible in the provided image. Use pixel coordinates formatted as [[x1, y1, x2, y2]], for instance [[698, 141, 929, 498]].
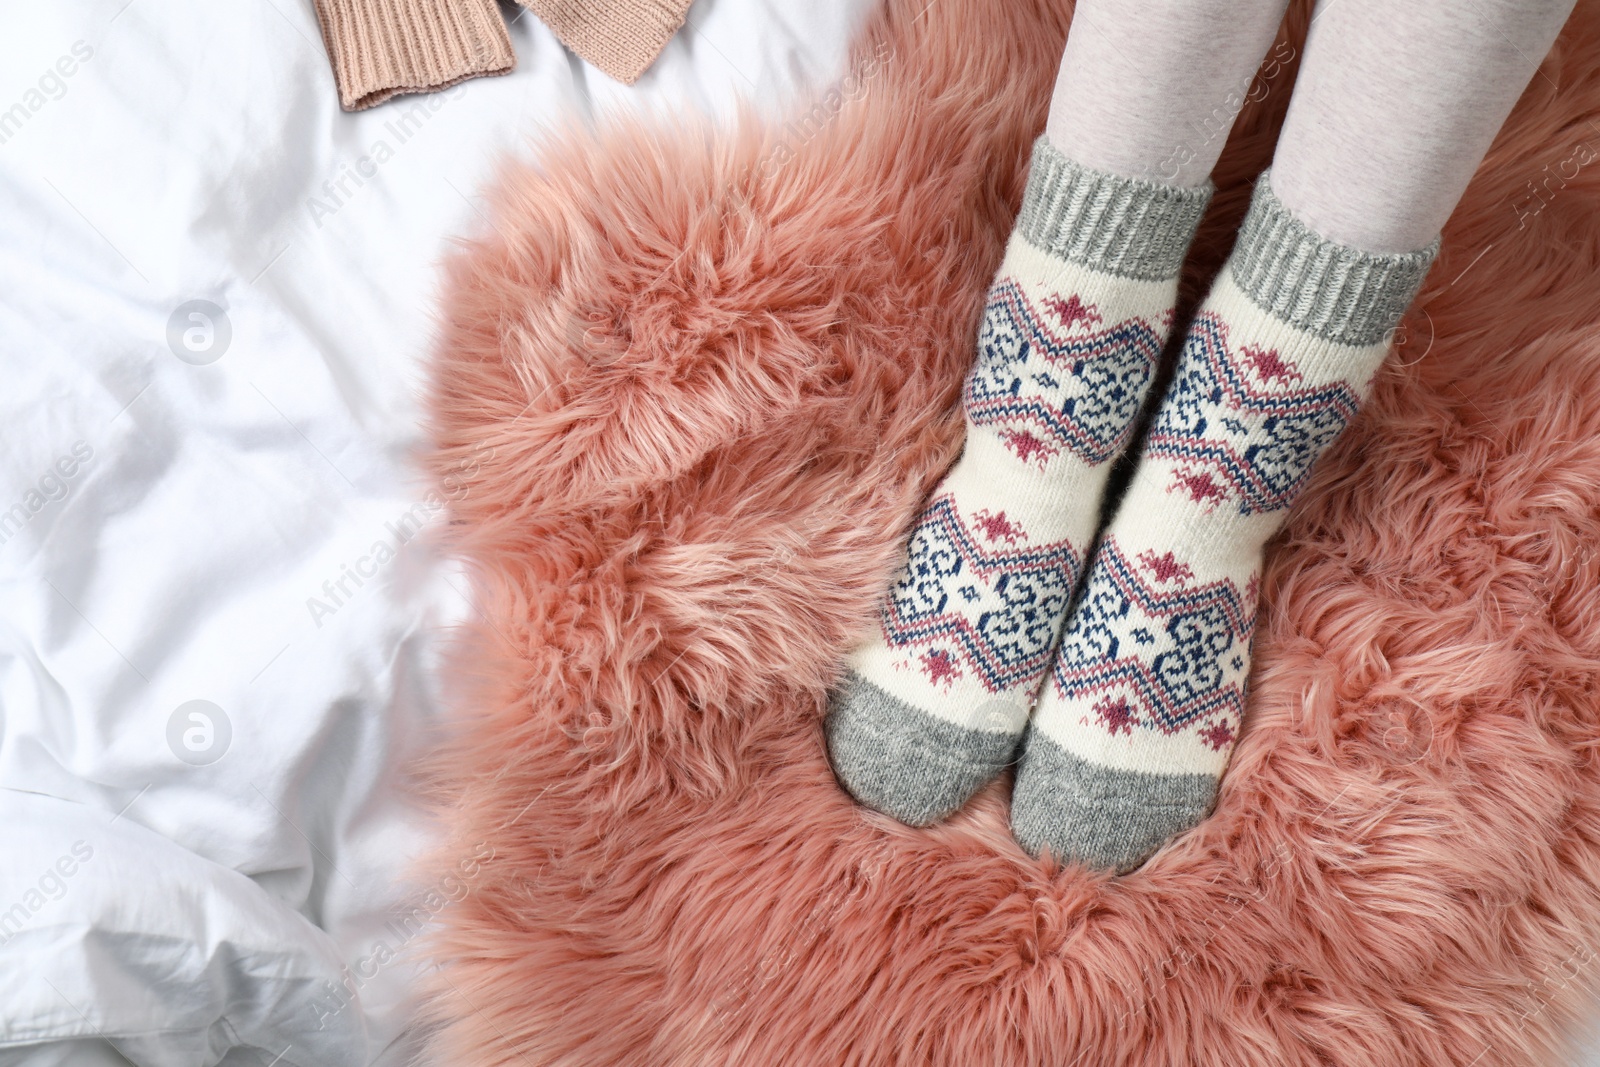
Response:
[[1050, 536, 1255, 747], [1145, 311, 1362, 515], [964, 280, 1162, 468], [879, 494, 1081, 693]]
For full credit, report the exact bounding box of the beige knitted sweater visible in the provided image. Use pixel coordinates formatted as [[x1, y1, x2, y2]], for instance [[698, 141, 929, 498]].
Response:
[[313, 0, 695, 110]]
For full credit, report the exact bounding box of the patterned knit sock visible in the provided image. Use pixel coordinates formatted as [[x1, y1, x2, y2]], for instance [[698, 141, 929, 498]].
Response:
[[825, 137, 1212, 826], [1011, 171, 1437, 871]]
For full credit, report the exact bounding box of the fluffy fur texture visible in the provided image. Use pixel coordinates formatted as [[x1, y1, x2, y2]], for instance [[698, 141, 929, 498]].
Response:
[[418, 0, 1600, 1062]]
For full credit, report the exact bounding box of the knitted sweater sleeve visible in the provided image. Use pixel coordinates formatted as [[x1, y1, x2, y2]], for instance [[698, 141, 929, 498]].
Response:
[[311, 0, 697, 110], [311, 0, 515, 112], [515, 0, 696, 84]]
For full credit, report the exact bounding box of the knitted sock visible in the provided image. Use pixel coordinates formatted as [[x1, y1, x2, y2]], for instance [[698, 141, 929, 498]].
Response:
[[825, 137, 1211, 826], [1011, 171, 1436, 871]]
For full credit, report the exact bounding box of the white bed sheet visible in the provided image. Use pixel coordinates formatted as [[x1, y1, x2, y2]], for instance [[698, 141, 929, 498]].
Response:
[[0, 1, 872, 1063]]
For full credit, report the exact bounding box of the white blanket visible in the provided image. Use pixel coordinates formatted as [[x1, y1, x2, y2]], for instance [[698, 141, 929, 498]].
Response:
[[0, 2, 870, 1063]]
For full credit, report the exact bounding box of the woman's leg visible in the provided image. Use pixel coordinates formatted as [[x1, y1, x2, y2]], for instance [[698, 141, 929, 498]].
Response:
[[825, 0, 1290, 827], [1273, 0, 1577, 253], [1047, 0, 1291, 187], [1015, 0, 1577, 873]]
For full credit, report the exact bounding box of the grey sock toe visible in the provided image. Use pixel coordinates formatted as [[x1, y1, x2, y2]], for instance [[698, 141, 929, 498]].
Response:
[[825, 673, 1019, 827], [1010, 726, 1218, 873]]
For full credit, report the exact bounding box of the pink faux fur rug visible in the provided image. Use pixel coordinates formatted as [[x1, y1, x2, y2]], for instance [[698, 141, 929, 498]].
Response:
[[418, 0, 1600, 1062]]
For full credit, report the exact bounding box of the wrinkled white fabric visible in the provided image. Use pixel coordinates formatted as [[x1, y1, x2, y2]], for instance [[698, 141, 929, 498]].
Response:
[[0, 791, 366, 1067]]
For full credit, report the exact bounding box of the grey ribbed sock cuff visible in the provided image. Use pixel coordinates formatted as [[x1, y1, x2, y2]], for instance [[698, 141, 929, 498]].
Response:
[[1016, 136, 1213, 281], [1228, 170, 1440, 347]]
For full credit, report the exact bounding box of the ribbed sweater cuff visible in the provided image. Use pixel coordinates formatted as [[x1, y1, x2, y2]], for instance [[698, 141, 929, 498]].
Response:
[[1229, 170, 1440, 347], [312, 0, 515, 112], [1016, 137, 1213, 281], [519, 0, 694, 83]]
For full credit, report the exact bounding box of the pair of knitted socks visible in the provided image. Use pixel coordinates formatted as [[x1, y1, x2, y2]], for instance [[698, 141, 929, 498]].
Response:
[[827, 138, 1433, 872], [826, 0, 1576, 874]]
